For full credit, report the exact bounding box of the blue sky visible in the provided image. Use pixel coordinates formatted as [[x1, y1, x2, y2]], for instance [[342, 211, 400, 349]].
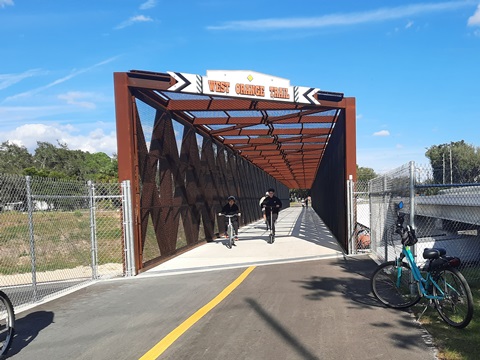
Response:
[[1, 0, 479, 174]]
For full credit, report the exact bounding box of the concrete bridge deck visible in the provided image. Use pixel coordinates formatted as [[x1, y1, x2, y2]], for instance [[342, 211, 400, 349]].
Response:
[[141, 205, 345, 277]]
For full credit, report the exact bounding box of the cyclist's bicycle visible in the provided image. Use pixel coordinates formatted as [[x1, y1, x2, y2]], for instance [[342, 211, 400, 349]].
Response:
[[264, 206, 277, 244], [218, 213, 241, 249], [371, 201, 474, 328], [0, 290, 15, 358]]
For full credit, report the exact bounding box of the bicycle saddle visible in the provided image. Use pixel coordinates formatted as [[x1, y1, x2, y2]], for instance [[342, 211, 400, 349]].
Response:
[[423, 248, 447, 259]]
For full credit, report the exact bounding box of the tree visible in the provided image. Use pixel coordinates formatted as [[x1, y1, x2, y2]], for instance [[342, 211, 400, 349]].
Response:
[[84, 152, 118, 182], [31, 141, 118, 181], [425, 141, 480, 184], [0, 142, 33, 175], [0, 141, 118, 182], [357, 165, 377, 181], [34, 141, 83, 179], [290, 188, 308, 200]]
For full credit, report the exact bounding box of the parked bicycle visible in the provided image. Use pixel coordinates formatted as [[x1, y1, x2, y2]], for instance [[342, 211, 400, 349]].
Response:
[[0, 290, 15, 358], [218, 213, 240, 249], [371, 201, 474, 328]]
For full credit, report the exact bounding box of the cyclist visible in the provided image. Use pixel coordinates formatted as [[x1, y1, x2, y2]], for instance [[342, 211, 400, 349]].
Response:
[[259, 191, 269, 230], [220, 196, 240, 240], [261, 188, 282, 235]]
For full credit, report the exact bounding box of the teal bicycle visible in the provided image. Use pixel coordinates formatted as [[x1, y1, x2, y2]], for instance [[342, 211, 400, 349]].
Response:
[[371, 201, 474, 328]]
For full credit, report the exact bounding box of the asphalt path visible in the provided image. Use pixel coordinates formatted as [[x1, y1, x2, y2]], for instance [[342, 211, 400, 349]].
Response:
[[9, 255, 437, 360], [7, 207, 438, 359]]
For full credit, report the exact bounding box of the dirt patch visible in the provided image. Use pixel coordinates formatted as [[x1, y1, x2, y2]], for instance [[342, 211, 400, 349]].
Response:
[[0, 263, 123, 287]]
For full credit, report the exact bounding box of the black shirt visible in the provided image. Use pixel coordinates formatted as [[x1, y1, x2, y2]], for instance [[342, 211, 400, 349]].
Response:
[[221, 203, 240, 216], [261, 196, 282, 214]]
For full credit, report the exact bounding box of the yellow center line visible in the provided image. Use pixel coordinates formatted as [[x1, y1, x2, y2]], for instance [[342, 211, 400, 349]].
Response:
[[139, 266, 256, 360]]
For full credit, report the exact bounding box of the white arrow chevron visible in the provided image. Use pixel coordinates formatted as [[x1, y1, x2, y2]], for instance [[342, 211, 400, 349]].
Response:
[[294, 86, 320, 105], [167, 71, 202, 94]]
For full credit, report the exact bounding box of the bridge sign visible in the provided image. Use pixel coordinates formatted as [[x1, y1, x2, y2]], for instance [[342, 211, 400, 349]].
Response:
[[167, 70, 320, 105]]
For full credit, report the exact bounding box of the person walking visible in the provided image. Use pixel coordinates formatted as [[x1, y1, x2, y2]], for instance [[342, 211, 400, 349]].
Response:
[[260, 188, 282, 235]]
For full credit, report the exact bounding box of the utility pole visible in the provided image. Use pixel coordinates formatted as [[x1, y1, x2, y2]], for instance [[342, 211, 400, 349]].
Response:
[[443, 152, 445, 184], [449, 145, 453, 184]]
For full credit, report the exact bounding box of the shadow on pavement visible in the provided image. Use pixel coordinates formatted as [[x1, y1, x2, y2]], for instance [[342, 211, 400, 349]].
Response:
[[7, 310, 54, 358], [245, 298, 320, 360], [290, 208, 341, 250]]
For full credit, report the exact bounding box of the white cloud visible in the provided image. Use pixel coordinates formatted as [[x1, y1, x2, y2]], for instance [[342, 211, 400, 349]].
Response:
[[405, 21, 414, 29], [2, 124, 117, 156], [373, 130, 390, 137], [0, 0, 14, 8], [0, 69, 44, 91], [468, 4, 480, 26], [140, 0, 157, 10], [3, 57, 118, 103], [115, 15, 153, 30], [57, 91, 97, 109], [208, 1, 474, 30]]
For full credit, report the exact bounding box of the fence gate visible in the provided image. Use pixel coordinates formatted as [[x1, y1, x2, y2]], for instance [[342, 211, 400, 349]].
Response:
[[0, 174, 132, 312]]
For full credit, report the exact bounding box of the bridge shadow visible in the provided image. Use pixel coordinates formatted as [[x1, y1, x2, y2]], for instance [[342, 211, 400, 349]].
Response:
[[289, 207, 342, 251], [6, 310, 54, 358], [211, 234, 273, 245], [245, 298, 320, 360], [211, 238, 237, 248], [212, 236, 279, 245]]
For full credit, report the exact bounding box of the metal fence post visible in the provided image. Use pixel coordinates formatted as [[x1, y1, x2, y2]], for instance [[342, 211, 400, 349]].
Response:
[[346, 175, 354, 254], [122, 180, 136, 276], [25, 175, 38, 302], [88, 180, 98, 279], [368, 179, 373, 253], [383, 174, 389, 261], [409, 161, 416, 260]]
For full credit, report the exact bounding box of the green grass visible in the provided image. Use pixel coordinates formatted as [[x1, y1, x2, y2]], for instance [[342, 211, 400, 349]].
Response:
[[0, 210, 123, 275], [411, 280, 480, 360]]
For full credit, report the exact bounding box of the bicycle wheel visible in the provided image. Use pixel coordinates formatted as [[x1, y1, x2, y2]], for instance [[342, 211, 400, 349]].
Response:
[[432, 267, 473, 328], [371, 261, 421, 309], [269, 233, 274, 244], [227, 225, 234, 248], [0, 291, 15, 357]]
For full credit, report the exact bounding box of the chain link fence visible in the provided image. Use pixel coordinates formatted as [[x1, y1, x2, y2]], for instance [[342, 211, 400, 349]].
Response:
[[352, 162, 480, 283], [351, 179, 371, 253], [0, 174, 128, 312]]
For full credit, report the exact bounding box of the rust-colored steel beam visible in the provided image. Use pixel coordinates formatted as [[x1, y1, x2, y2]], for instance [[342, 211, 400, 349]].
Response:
[[275, 115, 336, 124], [167, 99, 254, 111], [193, 116, 263, 125]]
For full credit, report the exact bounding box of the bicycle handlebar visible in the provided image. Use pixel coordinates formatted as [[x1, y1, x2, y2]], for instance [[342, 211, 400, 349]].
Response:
[[394, 202, 417, 246], [218, 213, 241, 217]]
